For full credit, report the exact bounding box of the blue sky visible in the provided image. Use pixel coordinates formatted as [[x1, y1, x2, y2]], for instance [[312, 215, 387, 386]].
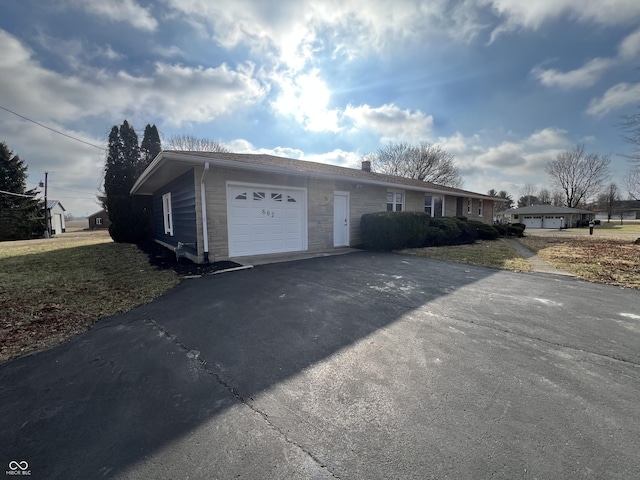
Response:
[[1, 0, 639, 216]]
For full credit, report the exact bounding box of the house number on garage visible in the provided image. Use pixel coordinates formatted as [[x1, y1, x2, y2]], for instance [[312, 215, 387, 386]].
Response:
[[262, 209, 275, 217]]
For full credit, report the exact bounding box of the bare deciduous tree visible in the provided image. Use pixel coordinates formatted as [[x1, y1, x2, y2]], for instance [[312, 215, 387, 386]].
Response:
[[625, 166, 640, 200], [367, 141, 463, 188], [551, 190, 565, 206], [545, 144, 611, 208], [167, 134, 229, 152], [517, 183, 539, 207], [619, 109, 640, 161], [537, 188, 552, 204], [597, 183, 621, 222]]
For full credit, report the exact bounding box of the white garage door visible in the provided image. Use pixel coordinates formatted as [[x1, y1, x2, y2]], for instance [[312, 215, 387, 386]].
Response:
[[227, 183, 306, 257], [522, 216, 542, 228], [543, 216, 563, 228]]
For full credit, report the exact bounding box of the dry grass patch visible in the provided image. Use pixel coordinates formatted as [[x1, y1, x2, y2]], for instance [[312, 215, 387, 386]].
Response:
[[564, 220, 640, 235], [518, 235, 640, 289], [399, 239, 531, 272], [0, 233, 180, 364]]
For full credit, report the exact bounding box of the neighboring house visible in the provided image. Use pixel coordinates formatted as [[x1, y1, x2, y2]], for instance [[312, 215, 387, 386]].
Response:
[[130, 151, 501, 263], [88, 209, 112, 230], [610, 200, 640, 220], [504, 204, 593, 229], [45, 200, 66, 235]]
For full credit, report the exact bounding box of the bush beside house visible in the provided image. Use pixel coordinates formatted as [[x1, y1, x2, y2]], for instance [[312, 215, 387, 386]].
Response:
[[361, 212, 511, 250]]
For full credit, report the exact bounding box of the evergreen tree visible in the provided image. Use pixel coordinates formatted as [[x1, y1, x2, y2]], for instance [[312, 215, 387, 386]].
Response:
[[139, 124, 162, 175], [103, 120, 151, 243], [0, 142, 44, 240]]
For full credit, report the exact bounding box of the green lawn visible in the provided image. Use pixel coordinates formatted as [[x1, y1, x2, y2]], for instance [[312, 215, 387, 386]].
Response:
[[0, 232, 180, 364], [398, 239, 531, 272]]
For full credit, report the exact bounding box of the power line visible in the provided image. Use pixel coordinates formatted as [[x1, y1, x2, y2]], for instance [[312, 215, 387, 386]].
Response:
[[0, 189, 38, 198], [0, 105, 107, 151]]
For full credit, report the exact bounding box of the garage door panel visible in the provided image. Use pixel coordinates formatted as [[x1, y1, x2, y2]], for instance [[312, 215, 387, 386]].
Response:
[[227, 183, 306, 257]]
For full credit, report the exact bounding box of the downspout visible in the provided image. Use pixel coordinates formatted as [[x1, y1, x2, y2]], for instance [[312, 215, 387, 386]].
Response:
[[200, 162, 210, 263]]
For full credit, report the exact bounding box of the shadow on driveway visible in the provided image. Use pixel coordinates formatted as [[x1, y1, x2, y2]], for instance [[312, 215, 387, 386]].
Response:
[[2, 251, 639, 479]]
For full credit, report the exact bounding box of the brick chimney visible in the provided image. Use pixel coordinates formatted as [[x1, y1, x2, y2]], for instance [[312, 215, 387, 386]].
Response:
[[361, 160, 371, 172]]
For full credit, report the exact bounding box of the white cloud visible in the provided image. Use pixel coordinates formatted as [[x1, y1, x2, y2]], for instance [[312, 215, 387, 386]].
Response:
[[1, 118, 106, 217], [303, 149, 362, 167], [343, 103, 433, 143], [223, 140, 359, 168], [618, 28, 640, 59], [271, 69, 340, 132], [34, 33, 123, 71], [486, 0, 640, 36], [164, 0, 489, 73], [152, 45, 184, 58], [0, 30, 267, 126], [432, 128, 577, 197], [69, 0, 158, 31], [586, 82, 640, 117], [230, 140, 306, 160], [531, 58, 615, 89], [525, 127, 570, 147]]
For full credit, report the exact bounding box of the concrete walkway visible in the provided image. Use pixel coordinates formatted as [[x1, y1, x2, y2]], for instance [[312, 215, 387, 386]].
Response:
[[504, 238, 574, 276]]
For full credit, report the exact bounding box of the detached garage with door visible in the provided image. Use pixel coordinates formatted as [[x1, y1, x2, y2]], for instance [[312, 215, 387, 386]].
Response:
[[130, 151, 500, 263], [504, 205, 593, 229]]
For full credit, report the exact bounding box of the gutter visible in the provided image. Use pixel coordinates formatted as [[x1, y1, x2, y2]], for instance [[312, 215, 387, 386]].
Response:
[[154, 152, 497, 201], [200, 162, 210, 263]]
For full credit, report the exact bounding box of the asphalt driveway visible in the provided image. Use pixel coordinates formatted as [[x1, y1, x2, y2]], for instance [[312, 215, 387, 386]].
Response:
[[2, 251, 639, 479]]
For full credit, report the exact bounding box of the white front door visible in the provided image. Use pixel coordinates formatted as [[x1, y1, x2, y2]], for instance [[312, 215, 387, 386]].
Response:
[[333, 191, 349, 247], [227, 183, 307, 257]]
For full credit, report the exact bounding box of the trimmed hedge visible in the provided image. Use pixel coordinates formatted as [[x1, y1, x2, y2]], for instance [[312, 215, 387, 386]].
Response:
[[360, 212, 517, 251], [360, 211, 431, 250], [468, 220, 500, 240], [494, 223, 526, 237]]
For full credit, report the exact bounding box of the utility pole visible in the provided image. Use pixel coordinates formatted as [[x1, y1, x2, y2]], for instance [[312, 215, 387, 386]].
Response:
[[40, 171, 50, 238]]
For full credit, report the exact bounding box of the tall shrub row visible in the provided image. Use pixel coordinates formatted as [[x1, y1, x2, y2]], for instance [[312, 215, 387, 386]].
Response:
[[360, 212, 518, 250]]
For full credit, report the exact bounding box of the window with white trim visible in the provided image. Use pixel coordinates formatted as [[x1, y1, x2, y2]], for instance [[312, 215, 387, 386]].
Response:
[[433, 196, 443, 217], [466, 198, 472, 215], [386, 191, 404, 212], [425, 195, 443, 217], [162, 192, 173, 236], [478, 199, 483, 217], [424, 195, 433, 215], [95, 217, 102, 225]]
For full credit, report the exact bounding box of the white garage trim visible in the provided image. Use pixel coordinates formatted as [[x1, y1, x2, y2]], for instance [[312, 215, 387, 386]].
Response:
[[522, 215, 542, 228], [226, 181, 308, 257], [543, 216, 564, 228]]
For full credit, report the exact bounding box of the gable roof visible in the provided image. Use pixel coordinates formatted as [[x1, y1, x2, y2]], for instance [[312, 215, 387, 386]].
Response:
[[131, 150, 502, 201], [44, 199, 65, 211], [504, 204, 592, 215]]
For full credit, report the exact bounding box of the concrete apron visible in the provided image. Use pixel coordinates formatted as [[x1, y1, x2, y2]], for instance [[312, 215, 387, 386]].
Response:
[[504, 238, 574, 276], [231, 247, 360, 267]]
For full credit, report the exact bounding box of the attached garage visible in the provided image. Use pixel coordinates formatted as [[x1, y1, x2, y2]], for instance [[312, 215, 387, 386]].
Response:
[[543, 216, 564, 228], [226, 182, 307, 257], [522, 216, 542, 228]]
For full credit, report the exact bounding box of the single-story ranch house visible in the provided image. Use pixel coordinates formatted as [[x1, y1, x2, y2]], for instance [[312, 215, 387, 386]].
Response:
[[131, 151, 501, 263], [504, 204, 593, 229]]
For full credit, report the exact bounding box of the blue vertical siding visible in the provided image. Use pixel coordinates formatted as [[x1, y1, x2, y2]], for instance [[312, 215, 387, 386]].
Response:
[[152, 169, 197, 254]]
